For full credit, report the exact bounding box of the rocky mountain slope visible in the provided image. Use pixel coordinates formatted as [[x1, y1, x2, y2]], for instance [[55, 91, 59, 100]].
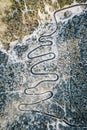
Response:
[[0, 2, 87, 130]]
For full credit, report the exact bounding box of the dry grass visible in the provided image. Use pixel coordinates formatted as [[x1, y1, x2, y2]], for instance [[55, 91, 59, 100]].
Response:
[[0, 0, 86, 47], [0, 0, 12, 41]]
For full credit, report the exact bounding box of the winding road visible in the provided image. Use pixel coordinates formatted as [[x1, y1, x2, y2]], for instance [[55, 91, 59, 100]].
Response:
[[18, 3, 87, 127]]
